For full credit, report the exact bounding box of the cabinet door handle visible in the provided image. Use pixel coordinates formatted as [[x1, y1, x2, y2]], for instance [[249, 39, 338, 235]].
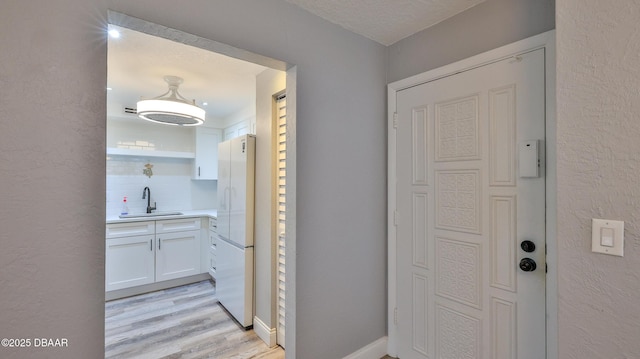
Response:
[[150, 239, 153, 251], [198, 166, 201, 177], [158, 238, 161, 250]]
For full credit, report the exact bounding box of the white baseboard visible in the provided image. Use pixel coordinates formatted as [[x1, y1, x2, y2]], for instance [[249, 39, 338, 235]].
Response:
[[343, 337, 388, 359], [253, 316, 277, 347], [105, 273, 211, 301]]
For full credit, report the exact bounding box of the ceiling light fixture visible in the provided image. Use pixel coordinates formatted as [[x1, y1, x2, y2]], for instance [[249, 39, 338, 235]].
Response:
[[108, 29, 120, 38], [137, 76, 205, 126]]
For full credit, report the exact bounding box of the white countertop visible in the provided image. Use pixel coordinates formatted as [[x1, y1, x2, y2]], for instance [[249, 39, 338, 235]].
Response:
[[106, 209, 217, 224]]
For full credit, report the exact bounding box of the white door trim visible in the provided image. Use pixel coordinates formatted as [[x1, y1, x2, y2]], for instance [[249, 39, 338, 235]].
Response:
[[107, 11, 299, 357], [387, 30, 557, 359]]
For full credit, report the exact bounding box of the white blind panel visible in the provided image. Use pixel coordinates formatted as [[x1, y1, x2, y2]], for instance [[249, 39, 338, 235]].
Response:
[[276, 96, 286, 347]]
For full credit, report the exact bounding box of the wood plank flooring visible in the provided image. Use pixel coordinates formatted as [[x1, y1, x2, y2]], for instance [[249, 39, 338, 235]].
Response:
[[105, 280, 284, 359]]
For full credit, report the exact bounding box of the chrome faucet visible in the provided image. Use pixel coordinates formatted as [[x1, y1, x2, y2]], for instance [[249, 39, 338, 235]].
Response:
[[142, 187, 156, 214]]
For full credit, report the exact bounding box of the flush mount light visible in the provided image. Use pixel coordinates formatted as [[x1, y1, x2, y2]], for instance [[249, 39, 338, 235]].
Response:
[[137, 76, 205, 126], [108, 29, 120, 38]]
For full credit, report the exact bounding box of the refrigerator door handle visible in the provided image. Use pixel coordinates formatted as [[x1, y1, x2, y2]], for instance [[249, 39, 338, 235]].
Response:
[[223, 186, 230, 210]]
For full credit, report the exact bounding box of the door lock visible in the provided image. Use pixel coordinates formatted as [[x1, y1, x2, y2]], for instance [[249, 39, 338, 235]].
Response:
[[520, 240, 536, 253], [519, 258, 537, 272]]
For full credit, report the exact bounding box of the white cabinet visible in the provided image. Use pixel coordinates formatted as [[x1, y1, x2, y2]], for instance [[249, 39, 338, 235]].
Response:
[[105, 218, 201, 292], [194, 127, 221, 180], [105, 221, 155, 292], [155, 218, 202, 282], [223, 117, 255, 141], [106, 236, 155, 291], [208, 217, 218, 279]]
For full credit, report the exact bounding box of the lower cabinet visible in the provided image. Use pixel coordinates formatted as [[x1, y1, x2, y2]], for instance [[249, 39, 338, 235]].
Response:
[[106, 218, 201, 292], [105, 234, 155, 291], [208, 217, 218, 279], [155, 229, 201, 282]]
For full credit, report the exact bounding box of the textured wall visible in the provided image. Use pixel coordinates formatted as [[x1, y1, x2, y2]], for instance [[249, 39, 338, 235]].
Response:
[[556, 0, 640, 357], [387, 0, 555, 82], [0, 1, 108, 358], [0, 0, 387, 358]]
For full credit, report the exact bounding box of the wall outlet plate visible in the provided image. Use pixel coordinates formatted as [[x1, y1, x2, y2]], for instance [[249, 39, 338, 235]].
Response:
[[591, 218, 624, 257]]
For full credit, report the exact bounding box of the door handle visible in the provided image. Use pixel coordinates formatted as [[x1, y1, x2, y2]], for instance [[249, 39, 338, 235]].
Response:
[[519, 258, 537, 272], [222, 187, 230, 210]]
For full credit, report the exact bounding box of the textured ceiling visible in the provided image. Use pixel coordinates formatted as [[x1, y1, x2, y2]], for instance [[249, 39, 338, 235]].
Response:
[[107, 0, 484, 123], [285, 0, 485, 45]]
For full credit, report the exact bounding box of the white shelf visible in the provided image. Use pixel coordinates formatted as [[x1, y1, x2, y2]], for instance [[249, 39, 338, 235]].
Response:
[[107, 147, 195, 159]]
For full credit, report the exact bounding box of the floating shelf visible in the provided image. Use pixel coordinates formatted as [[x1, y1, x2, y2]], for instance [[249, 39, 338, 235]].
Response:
[[106, 147, 195, 159]]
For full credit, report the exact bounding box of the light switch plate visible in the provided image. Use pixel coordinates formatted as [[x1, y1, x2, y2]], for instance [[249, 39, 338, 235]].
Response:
[[592, 219, 624, 256], [519, 140, 540, 178]]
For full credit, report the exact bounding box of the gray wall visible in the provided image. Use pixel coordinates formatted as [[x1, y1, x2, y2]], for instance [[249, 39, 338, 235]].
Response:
[[556, 0, 640, 357], [387, 0, 555, 82], [0, 2, 108, 359], [0, 1, 387, 358]]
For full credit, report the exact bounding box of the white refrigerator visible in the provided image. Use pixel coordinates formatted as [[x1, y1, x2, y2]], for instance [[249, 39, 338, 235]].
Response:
[[216, 134, 255, 328]]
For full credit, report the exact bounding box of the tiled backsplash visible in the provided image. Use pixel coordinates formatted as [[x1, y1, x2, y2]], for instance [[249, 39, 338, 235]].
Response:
[[107, 119, 195, 152], [106, 156, 216, 217]]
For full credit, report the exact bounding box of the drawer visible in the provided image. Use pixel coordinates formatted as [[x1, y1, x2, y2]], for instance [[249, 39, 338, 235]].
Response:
[[156, 218, 201, 234], [209, 247, 217, 267], [208, 248, 217, 279], [209, 217, 217, 231], [106, 221, 155, 239], [209, 230, 218, 249]]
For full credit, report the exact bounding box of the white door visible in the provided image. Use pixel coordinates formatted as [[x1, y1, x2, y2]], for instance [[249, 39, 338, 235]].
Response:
[[216, 237, 254, 328], [228, 135, 255, 247], [229, 136, 248, 246], [217, 139, 231, 241], [275, 94, 287, 347], [194, 127, 221, 180], [396, 48, 546, 359]]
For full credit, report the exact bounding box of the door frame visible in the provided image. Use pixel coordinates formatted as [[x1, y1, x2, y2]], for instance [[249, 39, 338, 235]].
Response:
[[107, 11, 299, 356], [387, 30, 557, 359]]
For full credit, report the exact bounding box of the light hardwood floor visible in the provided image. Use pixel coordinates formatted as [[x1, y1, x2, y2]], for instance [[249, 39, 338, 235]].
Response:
[[105, 280, 284, 359]]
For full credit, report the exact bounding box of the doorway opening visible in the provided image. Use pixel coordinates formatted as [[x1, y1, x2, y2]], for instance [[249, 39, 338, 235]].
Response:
[[105, 11, 296, 357]]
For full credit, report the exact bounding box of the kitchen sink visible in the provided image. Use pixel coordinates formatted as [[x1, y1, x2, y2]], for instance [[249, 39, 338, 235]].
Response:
[[119, 211, 183, 219]]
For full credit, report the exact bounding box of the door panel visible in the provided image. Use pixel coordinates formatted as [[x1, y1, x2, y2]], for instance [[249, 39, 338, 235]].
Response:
[[396, 48, 546, 359], [217, 140, 231, 241], [276, 95, 287, 347], [229, 136, 248, 246], [105, 235, 155, 291], [217, 238, 254, 328], [228, 135, 255, 247], [155, 230, 201, 282]]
